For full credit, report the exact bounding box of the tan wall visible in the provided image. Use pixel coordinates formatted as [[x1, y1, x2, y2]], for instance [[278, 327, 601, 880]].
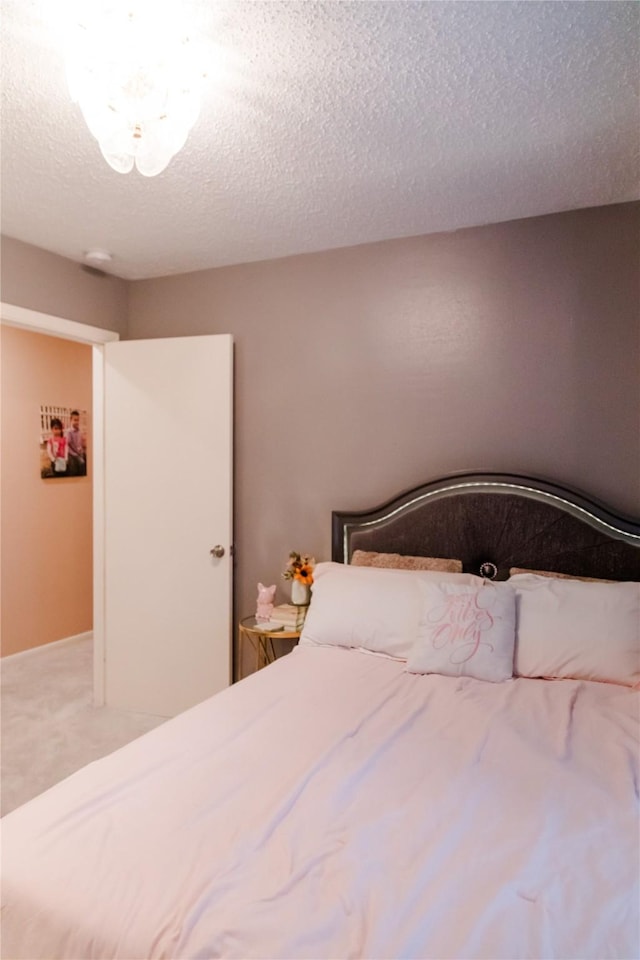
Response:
[[1, 326, 93, 656], [127, 202, 640, 675], [1, 236, 128, 336]]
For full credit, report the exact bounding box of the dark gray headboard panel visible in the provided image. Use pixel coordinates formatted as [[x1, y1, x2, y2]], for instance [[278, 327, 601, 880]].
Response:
[[332, 473, 640, 582]]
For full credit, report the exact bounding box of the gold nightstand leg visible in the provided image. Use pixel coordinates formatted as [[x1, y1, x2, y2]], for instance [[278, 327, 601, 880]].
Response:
[[259, 635, 269, 670], [239, 622, 286, 677]]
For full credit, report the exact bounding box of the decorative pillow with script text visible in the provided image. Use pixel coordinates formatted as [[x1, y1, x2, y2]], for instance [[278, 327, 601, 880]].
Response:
[[406, 582, 516, 682]]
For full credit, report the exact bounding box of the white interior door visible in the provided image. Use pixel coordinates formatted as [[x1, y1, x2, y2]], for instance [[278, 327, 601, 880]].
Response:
[[103, 335, 233, 718]]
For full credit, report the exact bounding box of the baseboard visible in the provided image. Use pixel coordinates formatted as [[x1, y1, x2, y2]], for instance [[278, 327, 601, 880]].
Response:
[[1, 631, 93, 663]]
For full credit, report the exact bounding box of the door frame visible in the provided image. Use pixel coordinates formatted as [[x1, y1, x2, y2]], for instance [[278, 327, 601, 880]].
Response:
[[1, 301, 120, 705]]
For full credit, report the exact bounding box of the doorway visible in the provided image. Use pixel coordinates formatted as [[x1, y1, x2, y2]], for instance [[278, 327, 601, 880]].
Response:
[[0, 326, 93, 655], [0, 301, 118, 705], [2, 303, 234, 717]]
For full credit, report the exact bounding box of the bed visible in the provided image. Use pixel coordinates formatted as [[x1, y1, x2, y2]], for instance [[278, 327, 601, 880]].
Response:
[[2, 472, 639, 960]]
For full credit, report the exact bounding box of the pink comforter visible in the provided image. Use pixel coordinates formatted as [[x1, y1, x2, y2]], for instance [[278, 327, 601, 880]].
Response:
[[2, 645, 638, 959]]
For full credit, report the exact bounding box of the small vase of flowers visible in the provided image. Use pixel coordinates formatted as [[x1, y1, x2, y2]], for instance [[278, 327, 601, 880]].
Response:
[[282, 551, 315, 605]]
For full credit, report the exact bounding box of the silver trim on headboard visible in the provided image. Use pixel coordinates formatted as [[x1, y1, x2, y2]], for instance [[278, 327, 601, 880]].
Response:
[[342, 480, 640, 561]]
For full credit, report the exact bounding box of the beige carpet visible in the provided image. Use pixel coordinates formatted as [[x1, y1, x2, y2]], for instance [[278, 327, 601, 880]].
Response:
[[1, 635, 166, 816]]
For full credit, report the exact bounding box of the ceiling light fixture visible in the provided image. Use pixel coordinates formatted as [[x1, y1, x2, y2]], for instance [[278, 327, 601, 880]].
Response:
[[64, 1, 206, 177]]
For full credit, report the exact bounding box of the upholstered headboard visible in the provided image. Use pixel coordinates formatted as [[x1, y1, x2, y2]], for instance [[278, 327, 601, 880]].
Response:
[[332, 473, 640, 582]]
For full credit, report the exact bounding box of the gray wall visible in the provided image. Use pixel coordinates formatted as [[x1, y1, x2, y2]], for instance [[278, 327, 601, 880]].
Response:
[[127, 202, 640, 670], [3, 206, 637, 675], [1, 236, 128, 336]]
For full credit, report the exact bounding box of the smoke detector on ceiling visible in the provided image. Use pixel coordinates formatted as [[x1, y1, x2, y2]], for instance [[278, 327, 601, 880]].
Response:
[[84, 249, 113, 266], [81, 249, 114, 277]]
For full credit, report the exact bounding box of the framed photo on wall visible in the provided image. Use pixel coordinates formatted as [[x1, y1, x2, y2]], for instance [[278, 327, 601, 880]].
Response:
[[40, 406, 88, 479]]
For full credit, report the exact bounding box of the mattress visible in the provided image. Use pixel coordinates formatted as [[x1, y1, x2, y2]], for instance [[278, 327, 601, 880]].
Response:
[[1, 644, 638, 959]]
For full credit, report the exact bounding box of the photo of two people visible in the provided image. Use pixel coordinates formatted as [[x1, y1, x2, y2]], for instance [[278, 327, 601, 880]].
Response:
[[40, 406, 88, 479]]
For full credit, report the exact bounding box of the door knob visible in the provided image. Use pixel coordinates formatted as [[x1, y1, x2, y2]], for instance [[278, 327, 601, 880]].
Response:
[[210, 545, 225, 558]]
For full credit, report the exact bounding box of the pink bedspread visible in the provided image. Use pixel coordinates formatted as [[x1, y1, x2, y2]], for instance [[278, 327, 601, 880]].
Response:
[[2, 645, 638, 959]]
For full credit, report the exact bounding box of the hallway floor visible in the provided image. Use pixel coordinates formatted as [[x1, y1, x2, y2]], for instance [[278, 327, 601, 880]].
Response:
[[1, 636, 165, 816]]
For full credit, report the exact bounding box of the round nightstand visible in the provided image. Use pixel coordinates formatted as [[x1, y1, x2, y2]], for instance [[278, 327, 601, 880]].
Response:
[[238, 617, 301, 675]]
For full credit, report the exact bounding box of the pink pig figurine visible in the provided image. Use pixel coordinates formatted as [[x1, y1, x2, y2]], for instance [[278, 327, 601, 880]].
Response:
[[256, 582, 276, 622]]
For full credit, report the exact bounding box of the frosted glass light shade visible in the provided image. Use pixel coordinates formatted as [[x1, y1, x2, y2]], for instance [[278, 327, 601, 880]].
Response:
[[65, 2, 205, 176]]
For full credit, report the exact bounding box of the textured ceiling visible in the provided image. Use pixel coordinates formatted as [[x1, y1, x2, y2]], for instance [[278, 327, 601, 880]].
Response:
[[1, 1, 638, 280]]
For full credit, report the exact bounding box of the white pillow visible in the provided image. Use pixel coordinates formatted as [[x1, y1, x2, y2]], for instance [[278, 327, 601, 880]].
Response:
[[511, 574, 640, 687], [406, 582, 516, 682], [300, 562, 482, 659]]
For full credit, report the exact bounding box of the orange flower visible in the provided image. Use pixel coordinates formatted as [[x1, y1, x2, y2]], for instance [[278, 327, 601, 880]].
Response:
[[282, 551, 315, 583], [295, 564, 314, 585]]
